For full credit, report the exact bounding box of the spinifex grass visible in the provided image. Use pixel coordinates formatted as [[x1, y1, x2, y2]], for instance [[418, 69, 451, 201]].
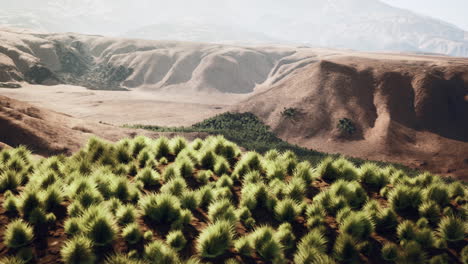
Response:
[[0, 135, 466, 264]]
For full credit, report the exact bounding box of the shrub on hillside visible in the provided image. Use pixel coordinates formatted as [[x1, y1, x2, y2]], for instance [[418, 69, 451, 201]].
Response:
[[166, 230, 187, 252], [4, 219, 34, 249], [139, 193, 183, 224], [60, 236, 96, 264], [196, 221, 233, 258], [144, 240, 180, 263]]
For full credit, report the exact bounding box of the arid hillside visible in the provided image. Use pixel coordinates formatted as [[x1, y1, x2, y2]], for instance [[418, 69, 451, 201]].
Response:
[[235, 54, 468, 179], [0, 27, 467, 178], [0, 95, 206, 156]]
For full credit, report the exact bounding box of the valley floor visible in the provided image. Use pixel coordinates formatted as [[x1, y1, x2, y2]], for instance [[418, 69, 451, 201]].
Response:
[[0, 84, 247, 127]]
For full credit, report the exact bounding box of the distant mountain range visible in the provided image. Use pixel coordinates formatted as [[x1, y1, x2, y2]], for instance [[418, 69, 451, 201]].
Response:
[[1, 0, 467, 56]]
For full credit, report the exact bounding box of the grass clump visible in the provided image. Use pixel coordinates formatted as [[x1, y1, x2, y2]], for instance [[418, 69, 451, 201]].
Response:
[[121, 223, 142, 245], [144, 240, 180, 263], [274, 198, 301, 222], [437, 216, 466, 242], [1, 134, 467, 263], [197, 221, 233, 258], [139, 193, 184, 225], [4, 219, 34, 249], [60, 236, 96, 264], [166, 230, 187, 252]]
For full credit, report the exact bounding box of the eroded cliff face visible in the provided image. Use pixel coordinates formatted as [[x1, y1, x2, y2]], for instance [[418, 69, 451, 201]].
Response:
[[236, 57, 468, 178]]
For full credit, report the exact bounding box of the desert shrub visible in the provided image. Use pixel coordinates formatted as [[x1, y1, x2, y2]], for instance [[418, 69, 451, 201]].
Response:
[[240, 183, 275, 211], [19, 190, 42, 220], [195, 170, 212, 184], [250, 226, 284, 262], [139, 193, 183, 224], [180, 191, 200, 211], [41, 186, 64, 212], [3, 195, 18, 214], [208, 199, 238, 224], [333, 234, 360, 263], [415, 228, 436, 249], [293, 161, 314, 185], [76, 188, 104, 208], [329, 180, 368, 209], [166, 230, 187, 252], [297, 228, 328, 254], [137, 150, 152, 168], [276, 223, 296, 249], [216, 174, 234, 189], [358, 163, 388, 190], [424, 185, 450, 207], [234, 237, 253, 256], [136, 168, 161, 189], [199, 150, 217, 170], [294, 246, 336, 264], [437, 216, 466, 242], [389, 185, 422, 215], [197, 221, 233, 258], [144, 240, 180, 263], [154, 137, 171, 159], [461, 246, 468, 264], [375, 208, 398, 233], [113, 177, 137, 202], [160, 177, 187, 196], [115, 144, 131, 164], [449, 182, 466, 199], [214, 157, 230, 176], [28, 207, 47, 226], [0, 256, 27, 264], [105, 253, 148, 264], [429, 254, 450, 264], [170, 136, 188, 155], [397, 220, 417, 243], [274, 198, 301, 222], [176, 158, 195, 178], [264, 149, 280, 161], [337, 118, 356, 135], [121, 223, 142, 245], [381, 243, 398, 261], [143, 230, 153, 241], [418, 201, 441, 224], [243, 170, 263, 185], [284, 177, 307, 201], [232, 162, 250, 181], [64, 218, 82, 237], [398, 241, 428, 264], [60, 236, 96, 264], [340, 211, 375, 240], [162, 165, 180, 182], [195, 185, 215, 208], [116, 205, 137, 226], [84, 213, 117, 247], [416, 218, 430, 229], [4, 219, 34, 249], [264, 160, 286, 181], [316, 158, 357, 182], [0, 170, 21, 192], [313, 191, 347, 216]]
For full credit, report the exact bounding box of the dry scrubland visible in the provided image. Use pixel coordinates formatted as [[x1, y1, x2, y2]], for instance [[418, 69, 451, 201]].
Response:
[[0, 136, 467, 264], [1, 27, 467, 178]]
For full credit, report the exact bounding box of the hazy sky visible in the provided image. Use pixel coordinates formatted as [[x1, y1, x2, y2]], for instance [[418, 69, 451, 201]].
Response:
[[382, 0, 468, 30]]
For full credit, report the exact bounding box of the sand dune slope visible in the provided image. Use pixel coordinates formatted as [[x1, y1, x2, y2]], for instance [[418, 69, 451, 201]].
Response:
[[236, 56, 468, 179]]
